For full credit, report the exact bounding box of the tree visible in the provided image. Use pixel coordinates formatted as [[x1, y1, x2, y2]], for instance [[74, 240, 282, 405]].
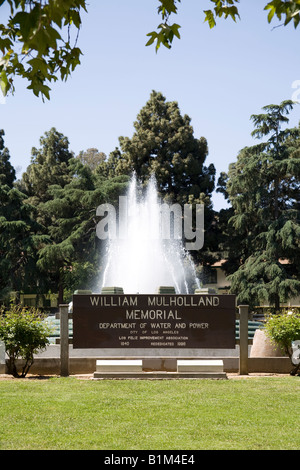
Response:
[[109, 90, 215, 206], [0, 129, 15, 186], [0, 131, 44, 300], [20, 127, 73, 203], [264, 310, 300, 375], [35, 158, 96, 303], [0, 304, 51, 377], [1, 1, 300, 99], [76, 148, 107, 172], [0, 183, 44, 299], [35, 157, 128, 303], [149, 1, 300, 51], [16, 127, 129, 303], [0, 0, 86, 100], [104, 90, 216, 265], [15, 128, 76, 301], [224, 100, 300, 309]]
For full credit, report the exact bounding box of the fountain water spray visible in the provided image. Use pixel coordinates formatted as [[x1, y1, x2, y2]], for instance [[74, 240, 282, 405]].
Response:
[[99, 174, 201, 294]]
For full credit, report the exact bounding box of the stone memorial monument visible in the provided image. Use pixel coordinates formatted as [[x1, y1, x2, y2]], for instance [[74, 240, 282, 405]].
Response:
[[72, 288, 236, 379], [69, 175, 238, 379]]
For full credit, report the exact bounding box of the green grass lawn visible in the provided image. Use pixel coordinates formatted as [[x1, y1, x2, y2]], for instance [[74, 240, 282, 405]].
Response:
[[0, 376, 299, 450]]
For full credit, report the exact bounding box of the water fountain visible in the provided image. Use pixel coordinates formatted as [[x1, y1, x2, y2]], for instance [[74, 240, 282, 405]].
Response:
[[71, 175, 235, 379], [98, 173, 201, 294]]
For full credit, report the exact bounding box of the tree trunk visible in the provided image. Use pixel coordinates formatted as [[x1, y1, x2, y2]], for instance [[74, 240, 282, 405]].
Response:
[[58, 283, 64, 305], [7, 355, 20, 378], [273, 174, 279, 220], [274, 293, 280, 312]]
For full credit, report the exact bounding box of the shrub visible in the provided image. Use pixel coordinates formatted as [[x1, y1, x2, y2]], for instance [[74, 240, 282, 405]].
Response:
[[264, 309, 300, 376], [0, 304, 52, 378]]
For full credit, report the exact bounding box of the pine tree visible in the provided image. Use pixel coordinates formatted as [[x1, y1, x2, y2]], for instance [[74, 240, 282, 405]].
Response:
[[16, 128, 75, 301], [36, 157, 128, 302], [15, 128, 129, 303], [0, 132, 43, 300], [76, 148, 107, 172], [225, 101, 300, 309], [105, 90, 216, 264], [20, 127, 73, 203], [108, 90, 215, 206], [0, 130, 15, 187]]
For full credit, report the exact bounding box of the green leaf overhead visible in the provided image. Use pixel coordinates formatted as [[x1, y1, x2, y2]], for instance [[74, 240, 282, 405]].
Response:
[[0, 0, 87, 100]]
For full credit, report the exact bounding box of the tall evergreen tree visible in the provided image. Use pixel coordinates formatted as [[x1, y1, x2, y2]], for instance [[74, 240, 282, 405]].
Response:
[[0, 132, 43, 300], [16, 128, 75, 301], [35, 157, 128, 303], [15, 128, 129, 302], [76, 148, 107, 172], [0, 130, 15, 187], [224, 100, 300, 309], [20, 127, 73, 203], [109, 90, 215, 207], [105, 90, 216, 264]]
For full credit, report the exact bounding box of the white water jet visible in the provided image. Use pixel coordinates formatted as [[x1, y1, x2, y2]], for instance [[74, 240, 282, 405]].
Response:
[[99, 174, 200, 294]]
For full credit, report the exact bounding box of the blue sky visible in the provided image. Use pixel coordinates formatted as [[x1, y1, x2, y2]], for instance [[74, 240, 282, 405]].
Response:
[[1, 0, 300, 210]]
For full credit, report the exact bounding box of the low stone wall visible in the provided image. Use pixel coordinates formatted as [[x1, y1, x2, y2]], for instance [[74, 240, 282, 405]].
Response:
[[3, 356, 292, 375], [245, 357, 291, 374]]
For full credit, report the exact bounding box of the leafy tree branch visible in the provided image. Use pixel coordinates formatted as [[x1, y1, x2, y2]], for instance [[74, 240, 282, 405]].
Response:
[[1, 1, 300, 98], [0, 0, 86, 100]]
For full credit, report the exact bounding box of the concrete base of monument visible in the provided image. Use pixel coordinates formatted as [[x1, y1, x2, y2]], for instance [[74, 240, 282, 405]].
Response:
[[96, 359, 143, 373], [177, 359, 224, 372], [93, 359, 228, 379]]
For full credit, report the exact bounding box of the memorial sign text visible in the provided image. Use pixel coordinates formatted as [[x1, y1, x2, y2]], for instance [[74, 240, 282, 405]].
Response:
[[72, 294, 236, 349]]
